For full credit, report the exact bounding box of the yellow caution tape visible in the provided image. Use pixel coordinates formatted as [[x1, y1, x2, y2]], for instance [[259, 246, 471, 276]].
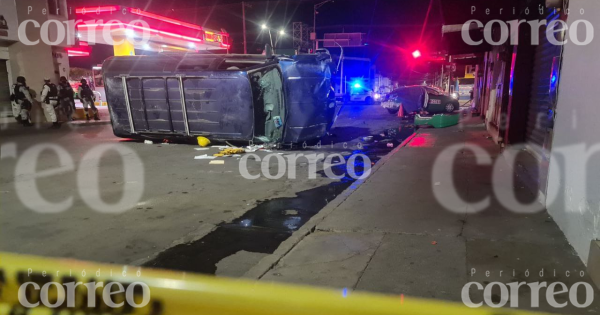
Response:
[[0, 252, 549, 315]]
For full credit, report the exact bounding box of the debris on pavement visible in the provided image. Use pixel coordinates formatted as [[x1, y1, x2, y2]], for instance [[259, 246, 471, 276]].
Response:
[[209, 160, 225, 165], [414, 114, 459, 128], [214, 148, 246, 157], [194, 154, 216, 160], [245, 144, 265, 152], [144, 140, 153, 144], [431, 241, 437, 245], [197, 136, 211, 147], [195, 148, 210, 151]]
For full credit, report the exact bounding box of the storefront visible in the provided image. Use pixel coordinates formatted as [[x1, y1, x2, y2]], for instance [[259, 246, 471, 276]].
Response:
[[0, 0, 18, 112]]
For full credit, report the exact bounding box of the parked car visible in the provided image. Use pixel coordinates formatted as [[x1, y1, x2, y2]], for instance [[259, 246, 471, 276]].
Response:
[[381, 85, 459, 116], [102, 51, 338, 144]]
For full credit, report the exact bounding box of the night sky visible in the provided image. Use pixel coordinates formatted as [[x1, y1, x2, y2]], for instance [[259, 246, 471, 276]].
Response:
[[68, 0, 447, 80]]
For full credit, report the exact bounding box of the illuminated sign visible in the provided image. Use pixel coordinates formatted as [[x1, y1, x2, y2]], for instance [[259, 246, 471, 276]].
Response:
[[128, 8, 203, 31], [74, 6, 230, 49], [205, 31, 230, 48], [65, 48, 90, 57], [77, 23, 204, 43]]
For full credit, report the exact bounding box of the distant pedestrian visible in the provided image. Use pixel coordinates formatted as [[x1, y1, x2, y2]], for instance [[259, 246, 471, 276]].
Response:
[[58, 76, 75, 121], [40, 78, 60, 128], [77, 79, 99, 121], [10, 76, 34, 126]]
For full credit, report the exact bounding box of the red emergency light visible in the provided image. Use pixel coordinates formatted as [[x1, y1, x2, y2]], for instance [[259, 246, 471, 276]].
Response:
[[128, 8, 203, 31], [77, 23, 203, 43], [75, 6, 119, 14], [412, 50, 422, 58]]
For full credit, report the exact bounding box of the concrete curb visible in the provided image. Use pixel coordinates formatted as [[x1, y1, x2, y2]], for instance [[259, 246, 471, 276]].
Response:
[[242, 131, 419, 280]]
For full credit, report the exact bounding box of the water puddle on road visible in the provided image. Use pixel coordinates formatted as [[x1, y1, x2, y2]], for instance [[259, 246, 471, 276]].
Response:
[[144, 124, 414, 274]]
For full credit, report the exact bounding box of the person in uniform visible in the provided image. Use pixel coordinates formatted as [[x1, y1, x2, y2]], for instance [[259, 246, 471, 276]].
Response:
[[40, 78, 60, 128], [77, 79, 99, 121], [58, 76, 75, 121], [11, 76, 34, 126]]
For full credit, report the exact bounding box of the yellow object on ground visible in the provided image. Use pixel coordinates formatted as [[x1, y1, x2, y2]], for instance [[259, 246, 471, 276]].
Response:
[[214, 148, 246, 157], [197, 136, 211, 147], [0, 252, 550, 315]]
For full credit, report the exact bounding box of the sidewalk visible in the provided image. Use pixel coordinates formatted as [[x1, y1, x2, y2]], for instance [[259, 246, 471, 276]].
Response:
[[247, 115, 600, 314], [0, 106, 110, 130]]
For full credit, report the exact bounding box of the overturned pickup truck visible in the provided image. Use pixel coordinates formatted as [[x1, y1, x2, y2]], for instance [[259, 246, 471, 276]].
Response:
[[102, 51, 338, 144]]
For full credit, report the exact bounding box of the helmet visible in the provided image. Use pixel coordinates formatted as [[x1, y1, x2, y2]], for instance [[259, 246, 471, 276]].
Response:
[[16, 76, 26, 84], [80, 79, 87, 84], [59, 76, 67, 82]]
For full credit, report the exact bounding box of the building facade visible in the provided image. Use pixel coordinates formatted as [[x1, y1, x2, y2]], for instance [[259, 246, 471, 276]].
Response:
[[441, 0, 599, 281], [0, 0, 71, 113]]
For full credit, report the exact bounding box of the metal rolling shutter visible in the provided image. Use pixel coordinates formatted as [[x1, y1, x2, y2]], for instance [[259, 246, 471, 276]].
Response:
[[525, 10, 563, 157]]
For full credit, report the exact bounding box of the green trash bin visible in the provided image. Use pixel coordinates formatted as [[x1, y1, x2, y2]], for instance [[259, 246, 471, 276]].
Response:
[[414, 113, 460, 128]]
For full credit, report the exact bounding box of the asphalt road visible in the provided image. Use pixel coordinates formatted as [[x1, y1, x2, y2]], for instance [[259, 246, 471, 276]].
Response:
[[0, 103, 413, 275]]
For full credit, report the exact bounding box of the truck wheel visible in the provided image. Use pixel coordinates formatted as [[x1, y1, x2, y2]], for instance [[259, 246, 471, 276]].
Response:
[[445, 103, 455, 113], [387, 108, 399, 115]]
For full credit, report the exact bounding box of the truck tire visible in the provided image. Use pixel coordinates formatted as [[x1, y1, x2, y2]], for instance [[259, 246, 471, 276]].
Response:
[[445, 103, 456, 113], [387, 107, 399, 115]]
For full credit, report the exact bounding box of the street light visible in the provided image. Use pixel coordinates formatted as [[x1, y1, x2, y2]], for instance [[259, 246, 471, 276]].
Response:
[[274, 28, 286, 48], [260, 23, 274, 49]]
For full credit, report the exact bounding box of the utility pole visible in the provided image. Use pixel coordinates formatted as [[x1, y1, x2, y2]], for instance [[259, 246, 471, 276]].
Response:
[[242, 2, 248, 54], [313, 0, 334, 51]]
